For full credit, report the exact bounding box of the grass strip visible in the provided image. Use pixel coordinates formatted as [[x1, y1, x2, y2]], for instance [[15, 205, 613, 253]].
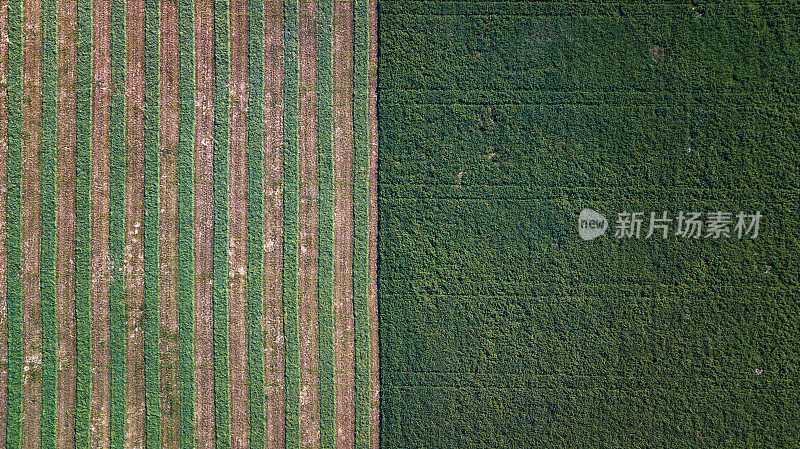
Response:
[[353, 0, 370, 446], [40, 0, 57, 443], [144, 0, 161, 445], [178, 0, 195, 446], [247, 0, 265, 446], [283, 0, 300, 444], [316, 0, 334, 445], [75, 0, 92, 444], [4, 0, 22, 445], [213, 0, 231, 445], [109, 0, 126, 446]]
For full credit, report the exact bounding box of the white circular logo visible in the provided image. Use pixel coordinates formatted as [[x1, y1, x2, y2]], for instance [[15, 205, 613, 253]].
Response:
[[578, 208, 607, 240]]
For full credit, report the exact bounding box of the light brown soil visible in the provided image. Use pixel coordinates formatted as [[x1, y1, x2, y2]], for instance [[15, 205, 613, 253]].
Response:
[[298, 0, 320, 447], [159, 0, 180, 445], [368, 0, 380, 446], [125, 0, 146, 446], [229, 0, 250, 446], [333, 0, 356, 446], [90, 0, 112, 446], [194, 0, 216, 446], [56, 0, 77, 445], [21, 0, 43, 444], [263, 2, 285, 448], [0, 0, 9, 442]]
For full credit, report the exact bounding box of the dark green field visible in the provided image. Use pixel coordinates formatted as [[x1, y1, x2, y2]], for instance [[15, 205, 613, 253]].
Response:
[[378, 2, 800, 447]]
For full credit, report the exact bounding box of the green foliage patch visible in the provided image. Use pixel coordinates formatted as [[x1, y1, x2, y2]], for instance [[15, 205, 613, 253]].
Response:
[[316, 0, 335, 445], [247, 0, 265, 446], [40, 0, 58, 443], [213, 0, 231, 445], [4, 0, 22, 445], [75, 0, 92, 444], [379, 2, 800, 447], [282, 0, 300, 444]]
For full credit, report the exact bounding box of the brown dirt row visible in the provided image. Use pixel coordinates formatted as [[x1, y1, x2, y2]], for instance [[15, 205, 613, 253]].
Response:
[[90, 0, 112, 446], [228, 0, 250, 446], [368, 0, 379, 446], [0, 0, 9, 442], [21, 0, 43, 444], [56, 0, 77, 445], [193, 0, 216, 447], [159, 0, 181, 445], [333, 0, 356, 446], [263, 2, 285, 448], [298, 0, 320, 447], [125, 0, 146, 446]]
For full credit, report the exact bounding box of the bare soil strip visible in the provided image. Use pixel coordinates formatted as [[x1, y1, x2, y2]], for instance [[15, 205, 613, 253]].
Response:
[[298, 0, 320, 446], [21, 0, 43, 444], [56, 0, 77, 445], [229, 0, 250, 446], [367, 0, 379, 446], [194, 0, 216, 446], [263, 2, 285, 448], [125, 0, 146, 446], [0, 0, 10, 442], [159, 0, 181, 445], [90, 0, 112, 446], [333, 0, 355, 446]]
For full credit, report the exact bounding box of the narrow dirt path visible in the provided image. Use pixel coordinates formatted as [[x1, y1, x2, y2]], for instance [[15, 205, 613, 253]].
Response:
[[56, 0, 77, 445], [21, 0, 43, 444], [298, 0, 320, 446], [159, 0, 180, 445], [0, 0, 9, 442], [90, 0, 112, 445], [333, 0, 355, 446], [263, 2, 285, 447], [194, 0, 216, 446], [125, 0, 146, 446], [368, 0, 379, 447], [229, 0, 250, 446]]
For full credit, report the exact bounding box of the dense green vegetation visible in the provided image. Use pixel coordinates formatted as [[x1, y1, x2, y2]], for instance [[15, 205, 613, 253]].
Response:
[[379, 2, 800, 448], [5, 0, 22, 446], [282, 0, 300, 444], [353, 0, 371, 447], [40, 0, 58, 443], [213, 0, 231, 445], [247, 0, 265, 446], [316, 0, 335, 445], [178, 0, 195, 446]]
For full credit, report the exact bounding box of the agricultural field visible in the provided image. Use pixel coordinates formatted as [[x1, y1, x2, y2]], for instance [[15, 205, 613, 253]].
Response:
[[379, 1, 800, 448], [0, 0, 378, 447]]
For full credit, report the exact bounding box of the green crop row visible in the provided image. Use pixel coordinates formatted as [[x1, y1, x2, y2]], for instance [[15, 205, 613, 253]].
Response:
[[40, 0, 58, 444], [316, 0, 334, 446], [246, 0, 265, 446], [109, 0, 127, 446], [143, 0, 160, 445], [353, 0, 371, 446], [177, 0, 195, 446], [213, 0, 231, 445], [282, 0, 300, 445], [74, 0, 92, 445], [5, 0, 22, 445]]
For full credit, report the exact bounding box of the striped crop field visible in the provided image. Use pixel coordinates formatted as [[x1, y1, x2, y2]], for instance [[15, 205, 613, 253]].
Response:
[[0, 0, 378, 446]]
